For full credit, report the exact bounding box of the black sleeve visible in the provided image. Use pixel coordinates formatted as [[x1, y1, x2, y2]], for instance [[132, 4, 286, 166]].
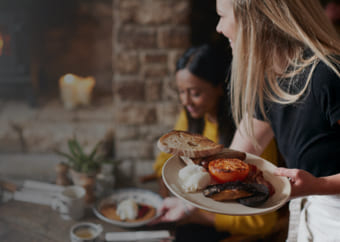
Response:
[[312, 61, 340, 126]]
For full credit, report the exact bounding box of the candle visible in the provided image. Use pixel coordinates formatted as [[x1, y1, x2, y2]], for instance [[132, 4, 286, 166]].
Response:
[[76, 76, 95, 106], [59, 74, 95, 109]]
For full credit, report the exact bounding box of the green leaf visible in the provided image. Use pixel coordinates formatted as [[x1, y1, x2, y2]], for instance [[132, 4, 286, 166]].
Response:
[[55, 150, 77, 163], [67, 139, 80, 160], [89, 141, 102, 161], [55, 136, 104, 174]]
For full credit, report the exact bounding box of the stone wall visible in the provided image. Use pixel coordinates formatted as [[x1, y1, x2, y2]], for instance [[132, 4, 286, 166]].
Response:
[[0, 0, 192, 186], [112, 0, 191, 185]]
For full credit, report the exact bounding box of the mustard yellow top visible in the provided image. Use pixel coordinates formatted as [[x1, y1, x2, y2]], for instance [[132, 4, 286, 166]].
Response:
[[153, 109, 279, 236]]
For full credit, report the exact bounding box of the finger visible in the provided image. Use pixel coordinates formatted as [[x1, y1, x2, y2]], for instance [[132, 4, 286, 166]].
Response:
[[147, 217, 159, 225], [149, 208, 171, 225], [274, 167, 298, 177]]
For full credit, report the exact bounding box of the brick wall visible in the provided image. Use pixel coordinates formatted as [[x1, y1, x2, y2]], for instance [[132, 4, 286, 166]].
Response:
[[112, 0, 191, 185]]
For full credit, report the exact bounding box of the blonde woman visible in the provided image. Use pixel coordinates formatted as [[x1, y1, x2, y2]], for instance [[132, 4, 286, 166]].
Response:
[[156, 0, 340, 241], [217, 0, 340, 241]]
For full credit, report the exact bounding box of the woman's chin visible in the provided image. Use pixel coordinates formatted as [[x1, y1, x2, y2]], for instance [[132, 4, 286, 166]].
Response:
[[189, 112, 203, 119]]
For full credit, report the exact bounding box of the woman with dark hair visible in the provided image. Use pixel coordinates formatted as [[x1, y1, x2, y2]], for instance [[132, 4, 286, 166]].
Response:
[[152, 44, 280, 241], [176, 44, 234, 146], [153, 44, 239, 178]]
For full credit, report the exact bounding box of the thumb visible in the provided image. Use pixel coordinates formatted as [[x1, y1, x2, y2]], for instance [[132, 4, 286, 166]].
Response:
[[274, 167, 294, 176]]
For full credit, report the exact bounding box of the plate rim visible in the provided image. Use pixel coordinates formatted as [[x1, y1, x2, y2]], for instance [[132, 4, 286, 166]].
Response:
[[162, 152, 291, 216], [92, 188, 163, 228]]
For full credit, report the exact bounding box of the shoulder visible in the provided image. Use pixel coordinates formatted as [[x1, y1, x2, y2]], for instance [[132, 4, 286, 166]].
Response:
[[313, 59, 339, 79], [311, 59, 340, 90], [174, 109, 189, 131]]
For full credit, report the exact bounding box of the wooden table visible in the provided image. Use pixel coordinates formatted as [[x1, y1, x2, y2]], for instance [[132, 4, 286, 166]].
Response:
[[0, 200, 174, 242]]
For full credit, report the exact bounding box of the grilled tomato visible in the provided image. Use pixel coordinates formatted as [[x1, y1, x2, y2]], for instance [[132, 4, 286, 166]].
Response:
[[208, 158, 249, 183]]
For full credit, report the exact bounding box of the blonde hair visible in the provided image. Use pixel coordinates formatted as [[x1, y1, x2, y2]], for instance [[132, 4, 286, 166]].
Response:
[[230, 0, 340, 145]]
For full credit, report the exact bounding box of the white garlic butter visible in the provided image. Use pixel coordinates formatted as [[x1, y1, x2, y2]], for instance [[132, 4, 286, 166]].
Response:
[[116, 198, 138, 220], [178, 164, 211, 192]]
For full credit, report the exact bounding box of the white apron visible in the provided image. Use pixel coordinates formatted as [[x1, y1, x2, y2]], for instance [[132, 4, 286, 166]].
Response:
[[287, 195, 340, 242]]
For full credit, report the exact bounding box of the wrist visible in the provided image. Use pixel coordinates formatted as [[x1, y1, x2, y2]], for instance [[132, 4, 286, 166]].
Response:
[[182, 202, 195, 216], [317, 176, 340, 195]]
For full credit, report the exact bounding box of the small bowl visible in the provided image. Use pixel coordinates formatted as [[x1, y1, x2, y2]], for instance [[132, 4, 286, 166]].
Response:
[[70, 222, 103, 242]]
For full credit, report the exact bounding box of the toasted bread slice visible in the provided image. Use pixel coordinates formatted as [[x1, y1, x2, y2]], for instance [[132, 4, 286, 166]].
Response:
[[157, 130, 224, 158]]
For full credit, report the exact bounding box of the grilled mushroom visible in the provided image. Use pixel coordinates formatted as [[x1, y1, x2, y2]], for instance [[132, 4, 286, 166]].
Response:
[[237, 183, 269, 207], [203, 181, 270, 206]]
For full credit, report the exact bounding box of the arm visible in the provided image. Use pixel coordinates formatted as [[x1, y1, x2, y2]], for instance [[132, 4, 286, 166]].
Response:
[[275, 166, 340, 198], [230, 118, 274, 156]]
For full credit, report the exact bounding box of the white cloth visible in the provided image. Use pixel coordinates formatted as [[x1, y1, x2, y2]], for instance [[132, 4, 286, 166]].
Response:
[[288, 195, 340, 242]]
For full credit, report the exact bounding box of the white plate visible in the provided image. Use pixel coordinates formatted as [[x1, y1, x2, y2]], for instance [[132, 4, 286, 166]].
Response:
[[93, 188, 163, 228], [162, 152, 291, 215]]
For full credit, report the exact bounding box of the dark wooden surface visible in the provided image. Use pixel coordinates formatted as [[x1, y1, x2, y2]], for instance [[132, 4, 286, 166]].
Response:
[[0, 199, 174, 242], [0, 200, 122, 241]]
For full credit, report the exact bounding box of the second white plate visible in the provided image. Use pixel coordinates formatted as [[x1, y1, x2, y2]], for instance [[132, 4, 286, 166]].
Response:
[[93, 188, 163, 228]]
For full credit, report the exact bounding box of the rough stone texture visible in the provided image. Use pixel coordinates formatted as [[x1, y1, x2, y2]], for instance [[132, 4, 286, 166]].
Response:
[[143, 65, 169, 78], [113, 0, 191, 179], [116, 81, 146, 101], [158, 27, 191, 49], [115, 104, 157, 125], [1, 0, 191, 187], [116, 51, 140, 75], [118, 27, 157, 49], [173, 1, 191, 25], [157, 103, 181, 127], [145, 79, 163, 102], [120, 0, 174, 25], [142, 52, 168, 64], [115, 140, 154, 159]]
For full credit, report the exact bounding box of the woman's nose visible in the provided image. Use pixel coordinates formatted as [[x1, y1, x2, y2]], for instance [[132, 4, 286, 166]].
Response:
[[181, 93, 191, 105], [216, 19, 222, 33]]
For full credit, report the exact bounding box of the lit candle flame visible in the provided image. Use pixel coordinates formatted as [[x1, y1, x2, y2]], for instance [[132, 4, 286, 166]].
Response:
[[59, 73, 96, 109], [64, 73, 76, 83]]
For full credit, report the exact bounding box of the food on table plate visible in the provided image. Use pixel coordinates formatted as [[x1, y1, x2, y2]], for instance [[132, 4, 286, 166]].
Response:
[[116, 199, 138, 220], [178, 164, 211, 192], [157, 130, 224, 158], [99, 198, 156, 222], [208, 158, 249, 183]]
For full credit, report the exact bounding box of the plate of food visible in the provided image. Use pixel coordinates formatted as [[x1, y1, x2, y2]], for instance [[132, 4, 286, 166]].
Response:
[[159, 130, 291, 216], [93, 188, 163, 228]]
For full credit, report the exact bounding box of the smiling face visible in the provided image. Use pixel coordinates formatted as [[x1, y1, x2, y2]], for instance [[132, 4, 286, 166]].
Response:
[[216, 0, 237, 49], [176, 69, 222, 121]]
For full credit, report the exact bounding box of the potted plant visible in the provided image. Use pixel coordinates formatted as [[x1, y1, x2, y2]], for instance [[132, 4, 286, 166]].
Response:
[[56, 137, 103, 203]]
